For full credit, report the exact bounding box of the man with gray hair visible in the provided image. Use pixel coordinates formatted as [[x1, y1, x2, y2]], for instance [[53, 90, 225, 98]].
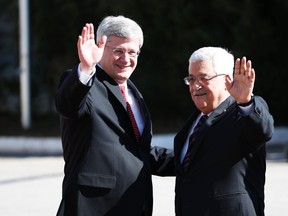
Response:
[[55, 15, 173, 216], [174, 47, 274, 215]]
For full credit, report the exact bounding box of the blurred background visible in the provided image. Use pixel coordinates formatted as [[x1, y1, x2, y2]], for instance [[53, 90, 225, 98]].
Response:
[[1, 2, 287, 215], [0, 0, 287, 136]]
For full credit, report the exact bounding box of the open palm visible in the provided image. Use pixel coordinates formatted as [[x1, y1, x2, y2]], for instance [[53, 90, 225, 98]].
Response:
[[77, 23, 106, 74], [225, 57, 255, 103]]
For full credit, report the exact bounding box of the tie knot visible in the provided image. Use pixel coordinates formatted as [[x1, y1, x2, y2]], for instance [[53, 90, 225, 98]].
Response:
[[119, 85, 125, 94], [119, 85, 127, 102], [198, 115, 208, 126], [193, 115, 208, 133]]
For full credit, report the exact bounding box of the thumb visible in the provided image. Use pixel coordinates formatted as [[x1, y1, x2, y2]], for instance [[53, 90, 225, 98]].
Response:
[[97, 35, 107, 48]]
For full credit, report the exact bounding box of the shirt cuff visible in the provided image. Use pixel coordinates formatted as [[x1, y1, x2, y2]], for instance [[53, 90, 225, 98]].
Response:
[[77, 64, 96, 85], [238, 96, 254, 116], [238, 103, 254, 116]]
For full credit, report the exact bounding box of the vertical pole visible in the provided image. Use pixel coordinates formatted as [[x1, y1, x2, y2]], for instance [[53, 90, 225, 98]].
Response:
[[19, 0, 31, 129]]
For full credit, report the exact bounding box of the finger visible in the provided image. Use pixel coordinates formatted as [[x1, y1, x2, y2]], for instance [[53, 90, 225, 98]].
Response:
[[80, 26, 85, 43], [250, 68, 255, 80], [86, 23, 92, 38], [81, 25, 88, 42], [84, 23, 91, 41], [245, 60, 252, 76], [89, 23, 95, 40], [234, 58, 241, 75], [240, 56, 247, 75], [77, 36, 84, 61], [77, 35, 82, 49]]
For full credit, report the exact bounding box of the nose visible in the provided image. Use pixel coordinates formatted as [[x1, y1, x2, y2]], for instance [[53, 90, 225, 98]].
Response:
[[119, 52, 131, 61], [190, 81, 202, 91], [190, 79, 202, 87]]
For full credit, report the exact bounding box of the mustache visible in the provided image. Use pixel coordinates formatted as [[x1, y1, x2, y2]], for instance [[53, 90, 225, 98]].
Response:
[[192, 90, 206, 96]]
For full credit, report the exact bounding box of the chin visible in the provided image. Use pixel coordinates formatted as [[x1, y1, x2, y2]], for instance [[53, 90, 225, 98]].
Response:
[[195, 102, 209, 112]]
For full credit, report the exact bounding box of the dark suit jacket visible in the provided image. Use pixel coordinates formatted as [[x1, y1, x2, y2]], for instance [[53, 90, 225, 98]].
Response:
[[55, 66, 173, 216], [174, 96, 274, 216]]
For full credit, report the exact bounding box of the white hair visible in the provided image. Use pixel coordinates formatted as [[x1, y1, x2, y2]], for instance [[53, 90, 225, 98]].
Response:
[[188, 47, 234, 78], [96, 15, 144, 48]]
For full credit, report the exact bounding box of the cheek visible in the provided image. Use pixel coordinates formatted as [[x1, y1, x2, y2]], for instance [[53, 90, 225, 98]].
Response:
[[131, 58, 137, 68], [189, 85, 193, 94]]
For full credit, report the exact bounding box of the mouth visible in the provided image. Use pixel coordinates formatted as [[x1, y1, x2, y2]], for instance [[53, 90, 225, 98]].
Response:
[[193, 92, 207, 97], [116, 64, 131, 71]]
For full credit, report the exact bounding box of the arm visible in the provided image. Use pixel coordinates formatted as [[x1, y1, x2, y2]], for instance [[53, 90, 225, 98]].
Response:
[[150, 146, 175, 176], [55, 23, 106, 117], [226, 57, 274, 148], [55, 68, 90, 118]]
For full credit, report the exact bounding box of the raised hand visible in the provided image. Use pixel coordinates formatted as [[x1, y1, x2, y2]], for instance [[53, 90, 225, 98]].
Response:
[[225, 56, 255, 103], [77, 23, 107, 74]]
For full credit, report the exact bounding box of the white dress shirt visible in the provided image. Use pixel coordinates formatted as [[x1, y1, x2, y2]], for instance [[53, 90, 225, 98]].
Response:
[[77, 64, 144, 135]]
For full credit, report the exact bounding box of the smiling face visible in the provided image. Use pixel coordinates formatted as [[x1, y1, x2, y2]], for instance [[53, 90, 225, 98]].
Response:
[[188, 60, 229, 114], [99, 35, 141, 84]]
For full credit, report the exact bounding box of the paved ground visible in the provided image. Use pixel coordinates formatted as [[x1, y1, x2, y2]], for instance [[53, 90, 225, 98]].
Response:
[[0, 156, 287, 216]]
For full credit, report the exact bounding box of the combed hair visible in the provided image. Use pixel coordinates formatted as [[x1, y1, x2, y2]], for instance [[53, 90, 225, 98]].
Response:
[[96, 15, 144, 48], [188, 47, 235, 78]]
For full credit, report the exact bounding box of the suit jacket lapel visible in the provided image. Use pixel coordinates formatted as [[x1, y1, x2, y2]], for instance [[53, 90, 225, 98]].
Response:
[[127, 80, 152, 143], [208, 96, 235, 124], [181, 96, 236, 171], [187, 116, 209, 163], [95, 66, 127, 109], [96, 67, 151, 144], [174, 112, 200, 170]]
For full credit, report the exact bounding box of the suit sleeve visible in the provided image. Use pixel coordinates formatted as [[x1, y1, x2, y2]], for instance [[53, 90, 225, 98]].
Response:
[[238, 96, 274, 151], [55, 68, 91, 118], [150, 146, 175, 176]]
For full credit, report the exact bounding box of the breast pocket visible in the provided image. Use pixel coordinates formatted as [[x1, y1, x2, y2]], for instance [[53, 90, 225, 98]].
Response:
[[78, 172, 116, 188]]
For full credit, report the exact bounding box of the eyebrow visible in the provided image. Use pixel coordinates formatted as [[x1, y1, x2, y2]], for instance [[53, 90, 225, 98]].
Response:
[[189, 73, 210, 77]]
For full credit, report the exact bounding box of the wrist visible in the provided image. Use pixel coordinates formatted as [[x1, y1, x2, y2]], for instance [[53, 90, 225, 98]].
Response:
[[237, 95, 254, 107], [79, 63, 95, 75]]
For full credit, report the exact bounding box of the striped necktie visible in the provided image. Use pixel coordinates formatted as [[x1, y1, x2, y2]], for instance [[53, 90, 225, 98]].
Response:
[[182, 115, 208, 171], [120, 86, 140, 143]]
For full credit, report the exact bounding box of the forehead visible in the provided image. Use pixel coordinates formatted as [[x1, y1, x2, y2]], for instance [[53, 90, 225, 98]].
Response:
[[189, 60, 214, 75], [106, 35, 140, 48]]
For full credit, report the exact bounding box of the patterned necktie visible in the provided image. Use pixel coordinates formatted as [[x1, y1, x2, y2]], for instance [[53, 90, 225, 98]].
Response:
[[120, 86, 140, 143], [182, 115, 208, 171]]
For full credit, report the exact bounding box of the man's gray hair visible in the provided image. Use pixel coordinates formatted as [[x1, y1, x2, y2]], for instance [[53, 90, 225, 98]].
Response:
[[189, 47, 235, 78], [96, 15, 144, 48]]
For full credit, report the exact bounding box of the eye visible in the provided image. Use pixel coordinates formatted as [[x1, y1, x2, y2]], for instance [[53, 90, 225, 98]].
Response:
[[189, 77, 196, 82], [200, 77, 209, 82], [128, 50, 137, 56], [113, 49, 124, 55]]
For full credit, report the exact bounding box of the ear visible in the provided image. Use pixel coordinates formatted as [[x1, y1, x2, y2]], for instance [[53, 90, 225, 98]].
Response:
[[224, 74, 233, 91]]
